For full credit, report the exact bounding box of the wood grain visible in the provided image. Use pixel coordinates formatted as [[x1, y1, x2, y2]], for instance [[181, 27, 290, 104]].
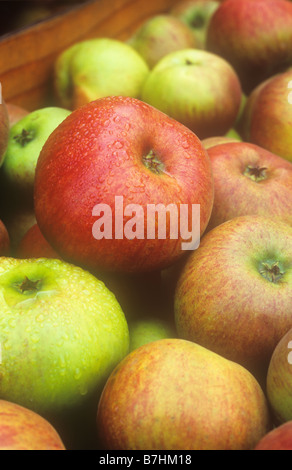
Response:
[[0, 0, 180, 110]]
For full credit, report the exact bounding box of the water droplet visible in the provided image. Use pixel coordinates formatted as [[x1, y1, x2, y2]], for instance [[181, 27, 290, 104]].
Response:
[[79, 383, 88, 396], [74, 368, 82, 380], [113, 141, 123, 149]]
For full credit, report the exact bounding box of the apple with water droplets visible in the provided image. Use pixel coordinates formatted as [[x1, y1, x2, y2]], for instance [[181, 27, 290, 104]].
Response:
[[0, 256, 129, 418], [34, 95, 214, 274]]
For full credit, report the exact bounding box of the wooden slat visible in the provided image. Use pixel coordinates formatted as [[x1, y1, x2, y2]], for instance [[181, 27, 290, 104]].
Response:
[[0, 0, 180, 110]]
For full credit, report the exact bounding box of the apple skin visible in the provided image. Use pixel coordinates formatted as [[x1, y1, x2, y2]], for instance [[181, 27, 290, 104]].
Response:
[[254, 421, 292, 450], [0, 219, 10, 256], [96, 338, 271, 450], [141, 48, 242, 140], [206, 0, 292, 94], [34, 95, 214, 274], [204, 142, 292, 232], [266, 328, 292, 424], [0, 256, 129, 416], [127, 14, 197, 69], [16, 223, 61, 260], [237, 69, 292, 163], [0, 100, 9, 167], [1, 107, 71, 198], [54, 38, 150, 110], [174, 215, 292, 381], [0, 399, 65, 450], [170, 0, 220, 49]]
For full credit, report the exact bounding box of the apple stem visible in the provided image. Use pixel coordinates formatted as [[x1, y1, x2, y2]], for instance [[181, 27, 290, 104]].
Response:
[[13, 128, 34, 147], [259, 261, 284, 284], [15, 276, 41, 294], [142, 149, 165, 175], [244, 165, 268, 182]]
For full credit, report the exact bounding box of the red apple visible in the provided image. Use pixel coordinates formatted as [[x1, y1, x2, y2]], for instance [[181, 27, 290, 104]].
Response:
[[206, 0, 292, 94], [254, 422, 292, 450], [174, 215, 292, 381], [0, 219, 10, 255], [237, 69, 292, 163], [0, 399, 65, 450], [16, 223, 61, 259], [97, 338, 271, 450], [205, 142, 292, 232], [34, 95, 214, 274]]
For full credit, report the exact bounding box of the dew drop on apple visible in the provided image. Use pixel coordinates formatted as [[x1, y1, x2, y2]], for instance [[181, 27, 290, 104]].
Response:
[[78, 383, 88, 396], [113, 141, 123, 149], [74, 368, 82, 380]]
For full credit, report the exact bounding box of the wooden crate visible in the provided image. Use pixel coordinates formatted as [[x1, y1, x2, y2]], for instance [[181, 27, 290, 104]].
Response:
[[0, 0, 181, 111]]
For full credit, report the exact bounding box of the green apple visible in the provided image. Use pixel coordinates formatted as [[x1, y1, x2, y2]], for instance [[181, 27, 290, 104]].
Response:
[[1, 107, 71, 198], [0, 257, 129, 416], [97, 338, 271, 450], [170, 0, 219, 49], [127, 14, 196, 69], [141, 48, 242, 139], [128, 317, 177, 352], [54, 38, 150, 110], [174, 215, 292, 382], [0, 399, 65, 450]]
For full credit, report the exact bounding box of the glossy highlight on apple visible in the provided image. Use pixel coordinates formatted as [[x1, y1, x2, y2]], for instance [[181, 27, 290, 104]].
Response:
[[92, 196, 200, 251]]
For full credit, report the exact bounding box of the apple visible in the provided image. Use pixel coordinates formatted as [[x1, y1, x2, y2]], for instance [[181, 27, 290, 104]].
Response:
[[170, 0, 220, 49], [127, 14, 197, 69], [54, 38, 150, 110], [6, 103, 29, 127], [128, 317, 177, 352], [266, 328, 292, 424], [1, 107, 71, 199], [0, 219, 10, 256], [96, 338, 271, 450], [141, 48, 242, 139], [0, 256, 129, 417], [254, 421, 292, 450], [206, 0, 292, 94], [204, 142, 292, 232], [34, 95, 214, 274], [174, 215, 292, 381], [0, 399, 65, 450], [0, 100, 9, 167], [16, 223, 61, 260], [237, 69, 292, 163]]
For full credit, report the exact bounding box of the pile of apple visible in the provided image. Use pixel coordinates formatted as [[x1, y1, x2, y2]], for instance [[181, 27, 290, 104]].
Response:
[[0, 0, 291, 451]]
